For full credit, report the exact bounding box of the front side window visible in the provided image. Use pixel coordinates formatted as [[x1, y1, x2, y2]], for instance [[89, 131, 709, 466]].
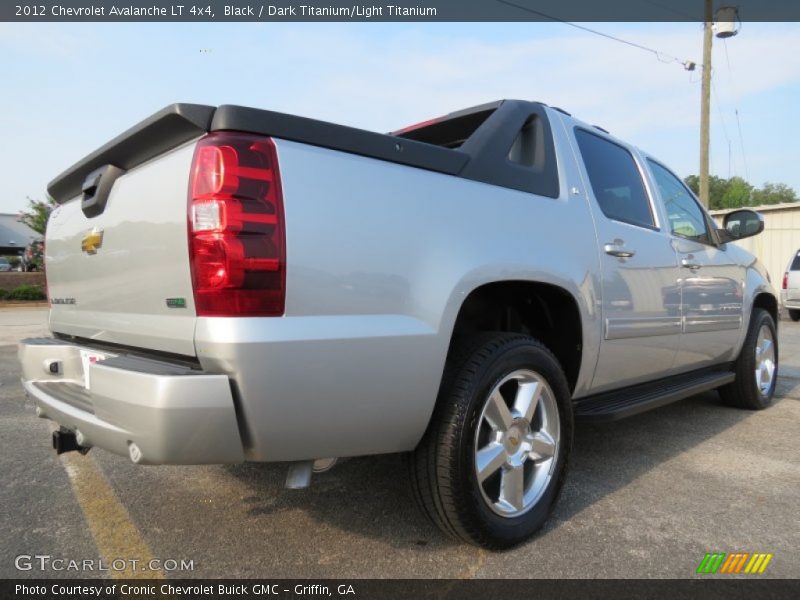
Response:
[[575, 129, 655, 229], [648, 160, 712, 244]]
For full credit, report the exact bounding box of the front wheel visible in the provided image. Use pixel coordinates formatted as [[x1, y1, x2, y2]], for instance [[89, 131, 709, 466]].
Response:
[[719, 308, 778, 410], [789, 309, 800, 322], [408, 333, 573, 549]]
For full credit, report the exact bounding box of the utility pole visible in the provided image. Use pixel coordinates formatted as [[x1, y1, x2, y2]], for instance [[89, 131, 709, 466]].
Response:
[[699, 0, 713, 207]]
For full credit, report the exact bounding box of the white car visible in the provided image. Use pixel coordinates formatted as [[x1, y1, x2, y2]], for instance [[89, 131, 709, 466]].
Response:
[[781, 250, 800, 321]]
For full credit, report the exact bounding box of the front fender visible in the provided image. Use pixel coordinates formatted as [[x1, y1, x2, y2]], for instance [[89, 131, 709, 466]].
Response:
[[735, 261, 778, 358]]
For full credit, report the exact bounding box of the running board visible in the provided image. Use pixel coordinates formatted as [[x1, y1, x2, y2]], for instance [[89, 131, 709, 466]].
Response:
[[574, 370, 736, 422]]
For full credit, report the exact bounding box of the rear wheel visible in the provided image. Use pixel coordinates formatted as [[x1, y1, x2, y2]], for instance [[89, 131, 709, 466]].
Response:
[[719, 308, 778, 410], [789, 309, 800, 322], [408, 333, 573, 549]]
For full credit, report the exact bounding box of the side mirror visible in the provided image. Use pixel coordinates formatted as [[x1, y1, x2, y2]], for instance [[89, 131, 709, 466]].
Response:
[[721, 209, 764, 242]]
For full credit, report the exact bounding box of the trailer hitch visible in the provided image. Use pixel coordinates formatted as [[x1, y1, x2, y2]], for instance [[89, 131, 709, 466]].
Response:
[[52, 428, 90, 455]]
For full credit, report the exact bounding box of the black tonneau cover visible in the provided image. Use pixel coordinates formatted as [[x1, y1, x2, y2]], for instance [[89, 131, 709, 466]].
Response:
[[211, 104, 469, 178], [48, 100, 559, 203], [48, 104, 215, 203]]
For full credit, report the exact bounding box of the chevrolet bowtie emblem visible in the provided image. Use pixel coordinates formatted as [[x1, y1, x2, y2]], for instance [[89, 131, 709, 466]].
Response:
[[81, 228, 104, 255]]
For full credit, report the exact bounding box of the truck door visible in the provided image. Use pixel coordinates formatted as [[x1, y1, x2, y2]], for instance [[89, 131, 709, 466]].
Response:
[[644, 159, 744, 370], [571, 128, 683, 391]]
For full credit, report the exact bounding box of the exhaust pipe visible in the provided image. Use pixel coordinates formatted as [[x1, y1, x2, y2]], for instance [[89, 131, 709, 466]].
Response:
[[285, 458, 339, 489], [52, 428, 90, 455], [285, 461, 314, 489]]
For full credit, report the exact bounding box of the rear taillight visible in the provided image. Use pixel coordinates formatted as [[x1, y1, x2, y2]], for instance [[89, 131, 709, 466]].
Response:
[[188, 132, 285, 316], [783, 272, 789, 290]]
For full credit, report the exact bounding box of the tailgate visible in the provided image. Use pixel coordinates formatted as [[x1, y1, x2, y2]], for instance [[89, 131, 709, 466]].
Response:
[[788, 270, 800, 301], [47, 141, 198, 356]]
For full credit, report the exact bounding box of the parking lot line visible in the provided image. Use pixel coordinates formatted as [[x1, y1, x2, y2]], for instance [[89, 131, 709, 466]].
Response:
[[60, 452, 163, 579]]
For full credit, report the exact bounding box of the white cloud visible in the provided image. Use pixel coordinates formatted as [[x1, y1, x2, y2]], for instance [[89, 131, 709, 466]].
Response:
[[234, 22, 799, 186], [2, 22, 799, 212], [252, 23, 800, 138], [0, 23, 90, 59]]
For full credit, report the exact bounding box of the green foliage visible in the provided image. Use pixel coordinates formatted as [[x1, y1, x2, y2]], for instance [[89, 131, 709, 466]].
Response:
[[683, 175, 799, 210], [6, 256, 21, 269], [684, 174, 699, 194], [0, 289, 7, 300], [18, 196, 57, 235], [23, 240, 44, 271], [4, 284, 46, 301], [752, 182, 798, 205], [722, 177, 754, 209]]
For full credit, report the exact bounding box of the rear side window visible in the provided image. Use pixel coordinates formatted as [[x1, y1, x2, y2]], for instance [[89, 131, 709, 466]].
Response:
[[575, 129, 655, 229], [791, 252, 800, 271], [507, 117, 545, 170]]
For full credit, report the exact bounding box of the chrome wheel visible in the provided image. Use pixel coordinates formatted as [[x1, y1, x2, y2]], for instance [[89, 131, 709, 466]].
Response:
[[755, 324, 776, 396], [474, 369, 560, 518]]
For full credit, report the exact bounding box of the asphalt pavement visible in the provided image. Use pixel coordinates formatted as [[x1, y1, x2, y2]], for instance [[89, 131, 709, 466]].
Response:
[[1, 307, 798, 578]]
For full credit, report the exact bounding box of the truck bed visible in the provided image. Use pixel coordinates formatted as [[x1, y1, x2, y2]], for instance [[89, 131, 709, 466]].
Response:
[[48, 100, 559, 204]]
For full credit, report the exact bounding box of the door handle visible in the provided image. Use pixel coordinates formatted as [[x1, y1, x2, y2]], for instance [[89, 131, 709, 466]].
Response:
[[681, 258, 702, 270], [603, 242, 635, 258]]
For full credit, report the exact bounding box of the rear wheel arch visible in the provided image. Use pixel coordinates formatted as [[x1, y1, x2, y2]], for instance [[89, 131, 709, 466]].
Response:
[[445, 280, 584, 393]]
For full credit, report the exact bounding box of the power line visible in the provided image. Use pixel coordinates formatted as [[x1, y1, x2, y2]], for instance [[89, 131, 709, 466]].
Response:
[[496, 0, 699, 69], [735, 108, 750, 182], [711, 77, 733, 177], [722, 38, 750, 182], [723, 37, 734, 72], [501, 0, 749, 186]]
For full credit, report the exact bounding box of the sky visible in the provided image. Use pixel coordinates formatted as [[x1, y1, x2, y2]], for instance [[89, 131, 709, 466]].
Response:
[[1, 21, 799, 213]]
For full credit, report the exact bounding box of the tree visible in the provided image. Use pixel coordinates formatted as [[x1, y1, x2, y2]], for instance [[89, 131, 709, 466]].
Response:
[[683, 175, 799, 210], [708, 176, 733, 209], [684, 174, 732, 209], [17, 196, 57, 235], [752, 182, 797, 206], [721, 177, 753, 209]]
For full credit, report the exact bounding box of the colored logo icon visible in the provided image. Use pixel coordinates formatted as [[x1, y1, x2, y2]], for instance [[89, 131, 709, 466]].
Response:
[[697, 552, 774, 574]]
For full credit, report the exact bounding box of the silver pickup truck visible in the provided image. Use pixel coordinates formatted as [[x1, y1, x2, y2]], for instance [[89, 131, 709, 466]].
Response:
[[19, 100, 777, 548]]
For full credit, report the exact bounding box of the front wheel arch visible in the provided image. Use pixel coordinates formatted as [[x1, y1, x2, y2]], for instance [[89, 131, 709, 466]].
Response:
[[753, 292, 778, 326], [719, 307, 778, 410]]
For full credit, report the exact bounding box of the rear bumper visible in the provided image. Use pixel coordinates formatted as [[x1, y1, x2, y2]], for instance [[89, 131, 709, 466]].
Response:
[[781, 292, 800, 310], [18, 337, 244, 465]]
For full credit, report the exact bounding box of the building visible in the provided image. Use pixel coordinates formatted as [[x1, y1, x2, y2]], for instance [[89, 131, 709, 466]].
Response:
[[710, 203, 800, 304], [0, 213, 40, 256]]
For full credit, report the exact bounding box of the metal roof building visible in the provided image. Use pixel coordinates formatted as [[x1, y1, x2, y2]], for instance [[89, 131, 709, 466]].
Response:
[[0, 213, 40, 255], [711, 203, 800, 304]]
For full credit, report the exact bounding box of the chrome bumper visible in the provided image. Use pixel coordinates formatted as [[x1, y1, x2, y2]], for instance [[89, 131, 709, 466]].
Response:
[[18, 338, 244, 465]]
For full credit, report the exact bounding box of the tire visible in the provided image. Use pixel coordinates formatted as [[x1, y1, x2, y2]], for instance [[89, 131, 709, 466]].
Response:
[[789, 309, 800, 322], [719, 308, 778, 410], [408, 333, 573, 549]]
